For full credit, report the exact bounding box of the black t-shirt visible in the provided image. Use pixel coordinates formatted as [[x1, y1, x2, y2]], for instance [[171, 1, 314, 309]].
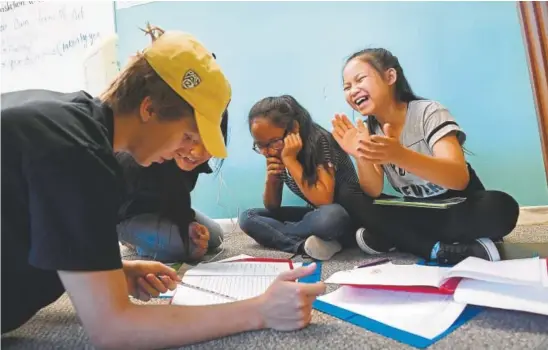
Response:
[[116, 151, 212, 234], [1, 89, 124, 332]]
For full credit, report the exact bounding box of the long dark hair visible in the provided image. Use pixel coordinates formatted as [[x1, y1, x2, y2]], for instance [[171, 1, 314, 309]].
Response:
[[248, 95, 337, 186]]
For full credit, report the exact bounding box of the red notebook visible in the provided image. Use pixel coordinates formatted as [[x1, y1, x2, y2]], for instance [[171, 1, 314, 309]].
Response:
[[344, 278, 461, 295]]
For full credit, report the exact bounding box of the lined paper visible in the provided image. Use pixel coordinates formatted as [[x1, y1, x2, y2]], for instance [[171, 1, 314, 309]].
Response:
[[171, 285, 232, 306], [182, 261, 291, 300], [183, 275, 276, 300], [185, 261, 291, 276], [169, 256, 296, 304]]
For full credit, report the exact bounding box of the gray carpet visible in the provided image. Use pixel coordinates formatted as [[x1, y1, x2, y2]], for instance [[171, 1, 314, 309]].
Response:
[[3, 225, 548, 350]]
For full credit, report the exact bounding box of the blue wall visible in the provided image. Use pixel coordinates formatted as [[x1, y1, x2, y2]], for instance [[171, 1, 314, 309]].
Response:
[[116, 1, 547, 218]]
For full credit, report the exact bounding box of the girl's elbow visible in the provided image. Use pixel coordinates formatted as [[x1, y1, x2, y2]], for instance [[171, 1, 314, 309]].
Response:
[[360, 184, 382, 199], [451, 169, 470, 191]]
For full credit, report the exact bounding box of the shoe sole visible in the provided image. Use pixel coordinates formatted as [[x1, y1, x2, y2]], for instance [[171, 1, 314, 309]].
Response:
[[476, 237, 501, 261], [355, 228, 383, 255], [304, 236, 342, 261]]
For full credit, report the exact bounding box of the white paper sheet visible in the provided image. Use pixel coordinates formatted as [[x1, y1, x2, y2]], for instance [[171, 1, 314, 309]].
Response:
[[541, 259, 548, 288], [171, 285, 233, 306], [159, 254, 255, 298], [454, 278, 548, 316], [444, 257, 544, 287], [163, 255, 303, 301], [318, 286, 466, 340], [325, 263, 450, 288], [185, 261, 292, 276], [183, 275, 276, 301]]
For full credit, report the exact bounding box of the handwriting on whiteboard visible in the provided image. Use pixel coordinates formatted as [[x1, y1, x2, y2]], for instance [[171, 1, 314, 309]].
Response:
[[1, 1, 114, 93], [1, 3, 101, 72]]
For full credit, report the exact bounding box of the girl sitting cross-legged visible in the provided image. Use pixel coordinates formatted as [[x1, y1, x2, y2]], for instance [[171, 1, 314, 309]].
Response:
[[239, 95, 363, 261], [332, 47, 520, 265]]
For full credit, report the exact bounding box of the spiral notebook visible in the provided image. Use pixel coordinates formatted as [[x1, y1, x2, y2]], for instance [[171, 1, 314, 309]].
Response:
[[169, 255, 297, 305]]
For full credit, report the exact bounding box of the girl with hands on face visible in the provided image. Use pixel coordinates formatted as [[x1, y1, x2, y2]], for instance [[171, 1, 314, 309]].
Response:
[[266, 156, 285, 177], [280, 132, 303, 161], [239, 95, 362, 261], [332, 48, 519, 266]]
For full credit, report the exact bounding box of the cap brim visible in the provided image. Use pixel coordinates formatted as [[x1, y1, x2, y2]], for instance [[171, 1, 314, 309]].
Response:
[[195, 111, 227, 159]]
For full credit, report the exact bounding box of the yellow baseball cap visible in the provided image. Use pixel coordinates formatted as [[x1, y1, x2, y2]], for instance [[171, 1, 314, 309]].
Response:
[[143, 30, 231, 158]]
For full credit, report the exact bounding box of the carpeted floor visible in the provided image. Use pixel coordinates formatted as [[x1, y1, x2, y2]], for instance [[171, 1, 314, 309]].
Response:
[[3, 225, 548, 350]]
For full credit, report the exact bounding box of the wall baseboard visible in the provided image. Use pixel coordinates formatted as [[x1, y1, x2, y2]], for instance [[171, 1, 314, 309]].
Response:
[[213, 206, 548, 234], [518, 206, 548, 225]]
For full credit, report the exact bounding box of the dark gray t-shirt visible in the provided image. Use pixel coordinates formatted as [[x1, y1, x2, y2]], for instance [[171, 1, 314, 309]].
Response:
[[371, 100, 466, 199]]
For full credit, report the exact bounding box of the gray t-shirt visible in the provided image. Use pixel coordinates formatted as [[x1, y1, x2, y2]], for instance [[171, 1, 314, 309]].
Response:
[[370, 100, 466, 199]]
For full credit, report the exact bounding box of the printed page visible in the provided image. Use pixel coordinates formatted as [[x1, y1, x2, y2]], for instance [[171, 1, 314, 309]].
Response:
[[318, 286, 466, 340], [444, 257, 543, 286], [185, 261, 292, 276], [454, 278, 548, 316], [171, 285, 232, 306], [325, 263, 450, 288], [183, 275, 276, 300]]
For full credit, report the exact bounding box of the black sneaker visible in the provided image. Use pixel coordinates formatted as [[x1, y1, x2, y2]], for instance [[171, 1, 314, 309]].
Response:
[[436, 238, 501, 265], [355, 228, 396, 255]]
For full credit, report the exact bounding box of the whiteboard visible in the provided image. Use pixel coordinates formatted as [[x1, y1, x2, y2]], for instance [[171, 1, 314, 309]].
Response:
[[115, 1, 156, 9], [0, 1, 116, 93]]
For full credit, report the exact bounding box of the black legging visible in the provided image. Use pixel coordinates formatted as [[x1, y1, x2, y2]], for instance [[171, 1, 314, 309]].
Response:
[[337, 187, 520, 260]]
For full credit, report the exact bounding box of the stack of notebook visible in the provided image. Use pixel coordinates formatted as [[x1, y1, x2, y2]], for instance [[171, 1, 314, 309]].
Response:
[[317, 256, 548, 348]]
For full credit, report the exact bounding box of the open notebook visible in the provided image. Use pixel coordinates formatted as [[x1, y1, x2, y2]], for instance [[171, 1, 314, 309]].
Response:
[[327, 256, 548, 290], [170, 255, 298, 305], [326, 257, 548, 316]]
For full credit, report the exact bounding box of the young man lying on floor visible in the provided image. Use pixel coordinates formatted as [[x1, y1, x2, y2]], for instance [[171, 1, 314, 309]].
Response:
[[1, 26, 325, 349]]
